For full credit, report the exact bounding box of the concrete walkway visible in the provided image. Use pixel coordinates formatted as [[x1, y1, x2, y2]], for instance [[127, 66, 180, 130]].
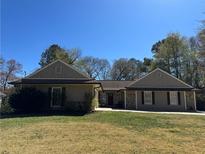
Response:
[[96, 108, 205, 116]]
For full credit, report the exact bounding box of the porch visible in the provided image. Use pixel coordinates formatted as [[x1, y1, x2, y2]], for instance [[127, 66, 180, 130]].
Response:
[[99, 89, 197, 112]]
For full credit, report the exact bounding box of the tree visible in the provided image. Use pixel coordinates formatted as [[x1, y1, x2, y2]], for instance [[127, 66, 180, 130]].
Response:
[[142, 58, 153, 72], [39, 44, 81, 67], [0, 57, 5, 71], [183, 37, 201, 87], [151, 39, 165, 54], [67, 48, 81, 64], [197, 20, 205, 87], [110, 58, 129, 80], [151, 32, 205, 88], [152, 33, 188, 79], [78, 56, 111, 80], [39, 44, 68, 67], [0, 59, 22, 91], [127, 58, 145, 80], [110, 58, 145, 80], [198, 20, 205, 66]]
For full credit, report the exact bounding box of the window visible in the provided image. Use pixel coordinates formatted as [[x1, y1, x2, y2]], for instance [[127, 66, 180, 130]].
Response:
[[170, 91, 178, 105], [51, 87, 62, 107], [144, 91, 152, 105]]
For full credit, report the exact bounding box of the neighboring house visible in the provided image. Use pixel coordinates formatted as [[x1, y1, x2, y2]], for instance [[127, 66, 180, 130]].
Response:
[[10, 60, 197, 112]]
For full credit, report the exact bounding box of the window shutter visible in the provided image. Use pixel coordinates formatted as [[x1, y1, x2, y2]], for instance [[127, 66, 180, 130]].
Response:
[[62, 87, 66, 106], [152, 91, 155, 105], [142, 91, 144, 104], [178, 91, 181, 105], [48, 87, 52, 107], [167, 92, 170, 105]]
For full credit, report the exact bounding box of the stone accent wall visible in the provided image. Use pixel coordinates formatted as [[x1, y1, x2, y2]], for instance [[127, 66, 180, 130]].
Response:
[[126, 90, 136, 110], [99, 92, 107, 106], [186, 91, 196, 111], [99, 90, 124, 108]]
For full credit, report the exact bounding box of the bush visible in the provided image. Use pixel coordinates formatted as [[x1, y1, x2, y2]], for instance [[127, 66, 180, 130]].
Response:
[[84, 92, 97, 112], [65, 92, 97, 113], [65, 101, 84, 112], [8, 88, 47, 113], [0, 97, 14, 115], [196, 92, 205, 111]]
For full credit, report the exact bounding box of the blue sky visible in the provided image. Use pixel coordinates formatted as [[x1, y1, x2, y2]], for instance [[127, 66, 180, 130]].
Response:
[[1, 0, 204, 74]]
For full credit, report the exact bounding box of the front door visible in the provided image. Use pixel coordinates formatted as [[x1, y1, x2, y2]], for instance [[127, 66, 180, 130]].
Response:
[[107, 93, 113, 106], [51, 87, 62, 108]]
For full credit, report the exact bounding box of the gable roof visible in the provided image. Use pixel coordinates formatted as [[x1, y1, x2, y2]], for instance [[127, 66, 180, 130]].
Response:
[[127, 68, 193, 90], [99, 80, 133, 91], [26, 60, 91, 80]]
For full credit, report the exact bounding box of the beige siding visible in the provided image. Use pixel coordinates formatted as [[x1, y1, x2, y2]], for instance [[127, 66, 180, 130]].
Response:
[[137, 91, 187, 111], [65, 85, 93, 102], [136, 90, 195, 112], [23, 84, 50, 93], [22, 84, 99, 109]]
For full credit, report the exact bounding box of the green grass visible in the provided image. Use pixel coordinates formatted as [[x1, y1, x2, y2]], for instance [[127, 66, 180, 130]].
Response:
[[1, 112, 205, 153]]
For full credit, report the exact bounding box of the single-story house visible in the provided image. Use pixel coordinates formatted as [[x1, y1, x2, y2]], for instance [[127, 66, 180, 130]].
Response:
[[10, 60, 197, 112]]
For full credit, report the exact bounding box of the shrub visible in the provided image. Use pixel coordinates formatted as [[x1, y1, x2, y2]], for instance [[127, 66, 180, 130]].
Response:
[[65, 101, 83, 112], [65, 92, 97, 113], [8, 88, 47, 113], [0, 97, 14, 115], [196, 92, 205, 111], [83, 92, 97, 112]]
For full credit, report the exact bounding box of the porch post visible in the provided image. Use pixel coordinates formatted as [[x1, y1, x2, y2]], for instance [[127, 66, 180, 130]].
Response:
[[184, 91, 187, 111], [124, 90, 127, 109], [135, 91, 138, 110], [193, 91, 197, 111]]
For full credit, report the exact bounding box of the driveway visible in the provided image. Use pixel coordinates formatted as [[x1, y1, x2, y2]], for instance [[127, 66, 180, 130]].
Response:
[[96, 108, 205, 116]]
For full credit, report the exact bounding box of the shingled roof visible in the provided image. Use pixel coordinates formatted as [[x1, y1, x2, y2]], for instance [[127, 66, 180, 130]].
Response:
[[10, 60, 193, 91], [10, 60, 97, 85], [9, 78, 101, 84], [99, 80, 133, 91], [127, 68, 193, 90]]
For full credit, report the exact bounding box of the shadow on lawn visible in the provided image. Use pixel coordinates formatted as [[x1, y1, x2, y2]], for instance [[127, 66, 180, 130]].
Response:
[[0, 111, 87, 119]]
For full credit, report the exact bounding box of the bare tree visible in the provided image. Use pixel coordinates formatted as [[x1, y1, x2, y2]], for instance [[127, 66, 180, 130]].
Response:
[[78, 56, 111, 80], [110, 58, 145, 80], [0, 59, 22, 91], [67, 48, 81, 64]]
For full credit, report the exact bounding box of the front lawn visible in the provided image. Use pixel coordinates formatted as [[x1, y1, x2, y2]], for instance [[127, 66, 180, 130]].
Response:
[[0, 112, 205, 153]]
